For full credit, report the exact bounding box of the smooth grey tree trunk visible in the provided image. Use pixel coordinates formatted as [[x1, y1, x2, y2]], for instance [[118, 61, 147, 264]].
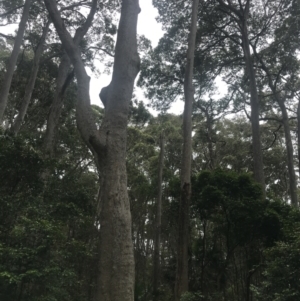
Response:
[[153, 133, 164, 300], [0, 0, 32, 123], [10, 20, 51, 135], [175, 1, 199, 300], [44, 1, 140, 301]]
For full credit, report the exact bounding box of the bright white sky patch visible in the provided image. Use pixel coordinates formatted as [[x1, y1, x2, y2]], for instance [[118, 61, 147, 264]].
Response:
[[89, 0, 164, 108], [138, 0, 163, 47]]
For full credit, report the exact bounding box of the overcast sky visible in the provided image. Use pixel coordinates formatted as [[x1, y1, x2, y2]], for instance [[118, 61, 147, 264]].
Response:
[[138, 0, 163, 47], [2, 1, 227, 115], [88, 0, 165, 110]]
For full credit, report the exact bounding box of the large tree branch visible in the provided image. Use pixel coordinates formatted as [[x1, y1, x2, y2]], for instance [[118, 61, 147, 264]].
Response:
[[244, 0, 250, 18], [44, 0, 105, 156], [43, 0, 98, 156], [73, 0, 97, 43]]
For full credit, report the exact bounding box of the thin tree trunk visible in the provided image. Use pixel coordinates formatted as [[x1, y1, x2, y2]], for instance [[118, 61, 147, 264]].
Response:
[[297, 99, 300, 177], [43, 53, 72, 155], [175, 1, 199, 300], [276, 98, 298, 206], [153, 133, 164, 299], [241, 23, 265, 192], [201, 221, 206, 291], [207, 115, 214, 169], [10, 20, 51, 135], [44, 1, 140, 301], [253, 44, 298, 206], [0, 0, 32, 123]]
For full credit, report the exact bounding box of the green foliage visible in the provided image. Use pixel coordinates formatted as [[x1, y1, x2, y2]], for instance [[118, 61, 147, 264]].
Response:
[[0, 135, 98, 301], [180, 291, 204, 301], [253, 210, 300, 301], [190, 169, 296, 300]]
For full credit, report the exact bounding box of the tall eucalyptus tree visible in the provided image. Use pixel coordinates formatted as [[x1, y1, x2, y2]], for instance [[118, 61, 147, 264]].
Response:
[[213, 0, 266, 191], [175, 1, 199, 300], [43, 1, 140, 301]]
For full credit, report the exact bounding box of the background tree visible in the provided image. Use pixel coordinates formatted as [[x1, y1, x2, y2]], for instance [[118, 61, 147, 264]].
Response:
[[175, 1, 199, 300], [0, 0, 32, 123]]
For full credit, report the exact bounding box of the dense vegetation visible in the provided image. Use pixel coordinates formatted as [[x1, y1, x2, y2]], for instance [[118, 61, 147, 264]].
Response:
[[1, 0, 300, 301]]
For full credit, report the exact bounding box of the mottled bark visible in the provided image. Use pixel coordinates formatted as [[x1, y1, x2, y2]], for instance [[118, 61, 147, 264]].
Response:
[[153, 133, 164, 299], [44, 1, 140, 301], [0, 0, 32, 123], [96, 1, 140, 299], [10, 20, 51, 135], [175, 0, 199, 300]]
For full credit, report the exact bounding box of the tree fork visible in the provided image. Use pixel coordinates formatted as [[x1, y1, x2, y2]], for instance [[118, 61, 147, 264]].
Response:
[[43, 0, 97, 156], [44, 1, 140, 300]]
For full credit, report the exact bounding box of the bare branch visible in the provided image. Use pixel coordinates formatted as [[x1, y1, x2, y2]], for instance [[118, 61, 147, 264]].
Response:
[[0, 4, 25, 18], [88, 46, 115, 57], [262, 124, 282, 150], [0, 32, 15, 40], [59, 1, 91, 12]]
